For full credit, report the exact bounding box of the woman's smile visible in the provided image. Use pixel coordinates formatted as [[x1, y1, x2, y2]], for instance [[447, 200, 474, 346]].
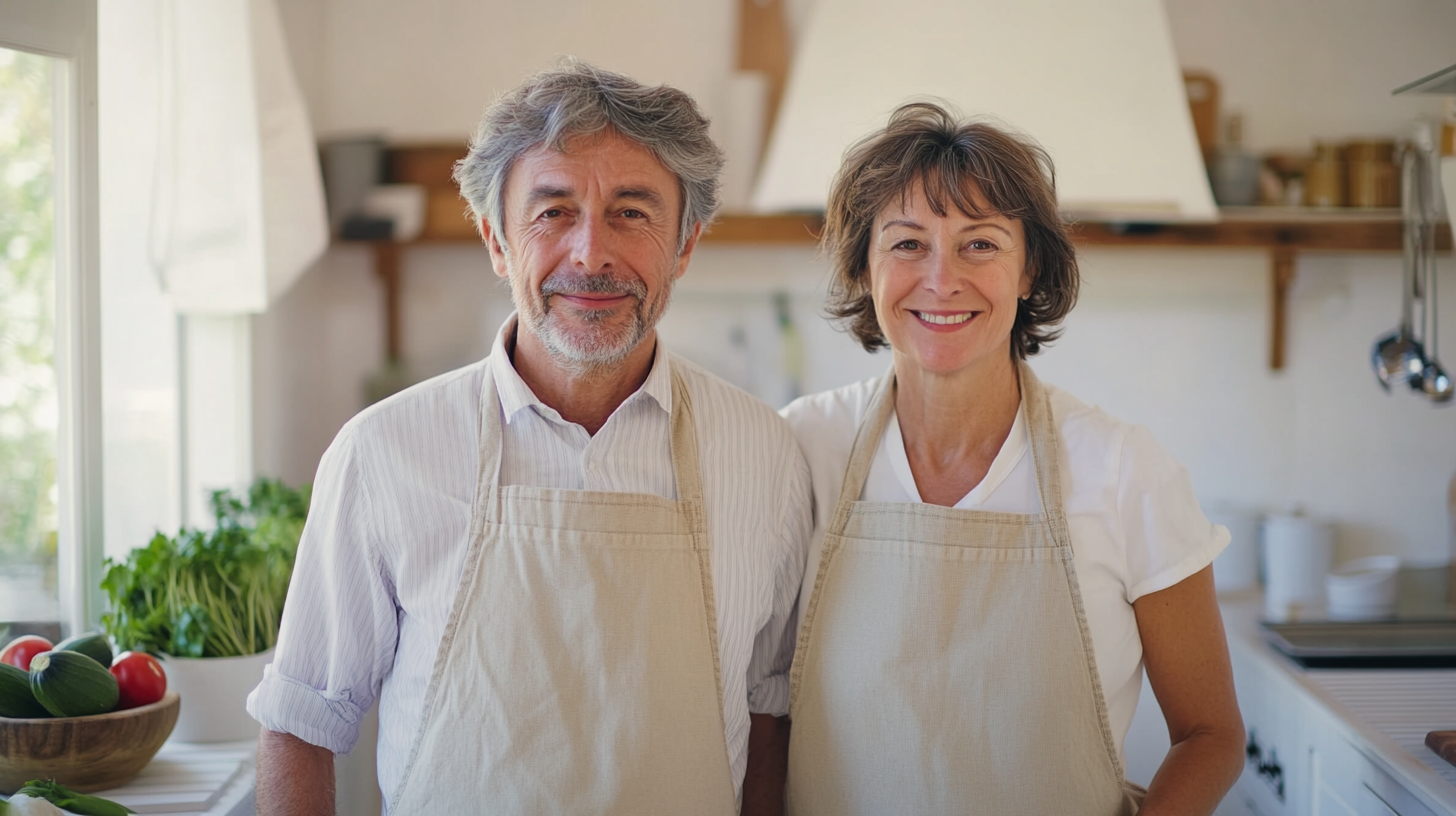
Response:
[[910, 309, 978, 328]]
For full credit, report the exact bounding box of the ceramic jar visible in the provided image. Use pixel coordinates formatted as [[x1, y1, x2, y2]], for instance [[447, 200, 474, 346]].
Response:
[[1304, 141, 1344, 208], [1344, 140, 1398, 208]]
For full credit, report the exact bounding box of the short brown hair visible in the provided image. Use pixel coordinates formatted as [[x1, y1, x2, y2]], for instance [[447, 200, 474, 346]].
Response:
[[823, 102, 1078, 358]]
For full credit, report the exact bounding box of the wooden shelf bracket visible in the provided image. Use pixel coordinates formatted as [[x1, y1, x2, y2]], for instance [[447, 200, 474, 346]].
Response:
[[1270, 246, 1297, 371]]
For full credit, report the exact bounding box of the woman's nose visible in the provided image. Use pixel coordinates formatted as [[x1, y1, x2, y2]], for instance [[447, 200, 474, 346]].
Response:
[[923, 250, 964, 296]]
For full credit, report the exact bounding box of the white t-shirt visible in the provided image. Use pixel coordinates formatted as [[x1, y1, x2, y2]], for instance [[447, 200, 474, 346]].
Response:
[[780, 375, 1228, 762]]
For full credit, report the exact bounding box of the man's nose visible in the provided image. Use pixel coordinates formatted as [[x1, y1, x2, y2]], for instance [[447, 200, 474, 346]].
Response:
[[568, 213, 614, 273]]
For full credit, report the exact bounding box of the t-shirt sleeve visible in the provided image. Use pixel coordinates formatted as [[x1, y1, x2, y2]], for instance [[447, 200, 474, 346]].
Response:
[[745, 440, 813, 717], [1114, 424, 1230, 602], [245, 423, 399, 754]]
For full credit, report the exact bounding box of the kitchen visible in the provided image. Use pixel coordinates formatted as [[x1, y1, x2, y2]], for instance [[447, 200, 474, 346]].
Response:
[[2, 0, 1455, 813]]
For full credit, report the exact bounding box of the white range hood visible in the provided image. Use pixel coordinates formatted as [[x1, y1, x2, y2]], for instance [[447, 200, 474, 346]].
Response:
[[752, 0, 1217, 222]]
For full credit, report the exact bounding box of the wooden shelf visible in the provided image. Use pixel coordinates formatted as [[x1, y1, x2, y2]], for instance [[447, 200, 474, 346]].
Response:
[[699, 210, 1451, 371], [705, 208, 1451, 252], [355, 210, 1451, 372]]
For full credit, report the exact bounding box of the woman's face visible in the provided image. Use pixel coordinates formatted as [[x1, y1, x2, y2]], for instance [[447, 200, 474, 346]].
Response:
[[867, 180, 1031, 378]]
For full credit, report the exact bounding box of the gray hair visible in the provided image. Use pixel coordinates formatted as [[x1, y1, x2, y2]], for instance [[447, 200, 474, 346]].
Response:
[[454, 58, 724, 253]]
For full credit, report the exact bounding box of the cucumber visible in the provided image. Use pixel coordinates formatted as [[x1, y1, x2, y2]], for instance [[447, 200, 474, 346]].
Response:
[[28, 650, 120, 717], [0, 662, 50, 718], [55, 632, 113, 669]]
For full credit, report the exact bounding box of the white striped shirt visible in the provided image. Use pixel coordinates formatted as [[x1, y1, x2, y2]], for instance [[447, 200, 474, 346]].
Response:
[[247, 318, 812, 809]]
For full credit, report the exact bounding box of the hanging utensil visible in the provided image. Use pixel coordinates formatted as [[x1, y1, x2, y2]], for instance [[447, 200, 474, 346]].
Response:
[[1418, 234, 1454, 399], [1413, 126, 1454, 403], [1372, 143, 1426, 390]]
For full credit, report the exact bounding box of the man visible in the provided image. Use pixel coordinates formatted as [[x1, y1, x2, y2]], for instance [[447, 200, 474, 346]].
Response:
[[248, 60, 809, 815]]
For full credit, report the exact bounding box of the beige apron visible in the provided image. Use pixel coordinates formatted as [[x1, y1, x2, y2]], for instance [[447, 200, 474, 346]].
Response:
[[786, 364, 1140, 816], [389, 363, 738, 815]]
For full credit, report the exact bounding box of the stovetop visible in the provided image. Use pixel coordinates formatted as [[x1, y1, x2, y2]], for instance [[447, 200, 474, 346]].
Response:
[[1260, 567, 1456, 669]]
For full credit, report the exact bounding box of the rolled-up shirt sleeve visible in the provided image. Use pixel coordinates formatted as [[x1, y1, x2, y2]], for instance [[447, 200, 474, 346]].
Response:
[[745, 441, 812, 717], [246, 423, 398, 754]]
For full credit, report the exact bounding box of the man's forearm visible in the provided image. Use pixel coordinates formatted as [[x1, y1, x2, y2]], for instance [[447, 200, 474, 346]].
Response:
[[256, 728, 336, 816], [742, 713, 790, 816]]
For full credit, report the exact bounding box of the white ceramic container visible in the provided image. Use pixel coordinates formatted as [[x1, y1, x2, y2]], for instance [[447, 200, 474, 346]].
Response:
[[161, 649, 273, 743], [1325, 555, 1401, 621], [1261, 513, 1334, 621]]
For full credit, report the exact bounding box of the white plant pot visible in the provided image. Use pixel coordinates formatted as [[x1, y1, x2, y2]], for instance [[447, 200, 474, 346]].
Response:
[[161, 649, 273, 743]]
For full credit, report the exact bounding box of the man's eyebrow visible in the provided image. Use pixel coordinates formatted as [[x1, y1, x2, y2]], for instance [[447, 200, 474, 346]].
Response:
[[615, 187, 667, 209], [524, 186, 572, 209]]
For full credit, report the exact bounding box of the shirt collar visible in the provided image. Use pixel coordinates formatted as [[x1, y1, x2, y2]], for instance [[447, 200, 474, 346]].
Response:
[[488, 313, 674, 425]]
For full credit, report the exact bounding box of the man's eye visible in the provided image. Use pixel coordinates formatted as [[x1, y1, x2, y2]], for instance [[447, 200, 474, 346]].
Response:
[[540, 208, 564, 219], [621, 209, 645, 219]]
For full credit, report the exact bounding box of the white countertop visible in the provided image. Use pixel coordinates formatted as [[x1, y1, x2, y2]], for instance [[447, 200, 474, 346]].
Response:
[[92, 740, 256, 816], [1222, 595, 1456, 815]]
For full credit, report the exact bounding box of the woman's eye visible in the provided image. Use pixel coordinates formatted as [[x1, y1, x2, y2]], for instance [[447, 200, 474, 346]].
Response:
[[967, 239, 998, 251], [893, 239, 922, 251]]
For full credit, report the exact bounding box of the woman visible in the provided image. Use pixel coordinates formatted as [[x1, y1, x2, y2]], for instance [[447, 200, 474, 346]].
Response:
[[780, 102, 1244, 815]]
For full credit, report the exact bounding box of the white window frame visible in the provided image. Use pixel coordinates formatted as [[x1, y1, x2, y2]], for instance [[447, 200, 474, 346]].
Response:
[[0, 0, 103, 634]]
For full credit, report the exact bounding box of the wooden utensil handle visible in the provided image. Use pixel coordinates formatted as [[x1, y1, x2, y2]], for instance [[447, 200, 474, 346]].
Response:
[[1428, 731, 1456, 767]]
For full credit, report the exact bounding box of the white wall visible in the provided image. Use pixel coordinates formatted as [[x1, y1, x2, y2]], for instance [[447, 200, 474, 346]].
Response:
[[262, 0, 1456, 562], [256, 0, 1456, 804]]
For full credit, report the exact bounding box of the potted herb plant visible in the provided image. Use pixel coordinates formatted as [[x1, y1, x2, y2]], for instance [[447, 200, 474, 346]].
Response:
[[101, 477, 308, 742]]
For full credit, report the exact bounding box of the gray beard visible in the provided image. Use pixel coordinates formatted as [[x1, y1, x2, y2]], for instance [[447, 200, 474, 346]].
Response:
[[509, 259, 675, 377]]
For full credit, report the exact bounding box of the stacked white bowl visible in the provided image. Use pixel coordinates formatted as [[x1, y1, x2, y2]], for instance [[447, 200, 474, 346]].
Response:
[[1324, 556, 1402, 621]]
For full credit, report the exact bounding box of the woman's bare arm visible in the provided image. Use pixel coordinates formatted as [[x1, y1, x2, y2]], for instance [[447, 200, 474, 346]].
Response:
[[1134, 566, 1245, 815], [256, 728, 336, 816]]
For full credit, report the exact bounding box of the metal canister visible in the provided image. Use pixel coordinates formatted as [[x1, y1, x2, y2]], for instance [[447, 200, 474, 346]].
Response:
[[1343, 140, 1398, 208], [1304, 141, 1344, 208]]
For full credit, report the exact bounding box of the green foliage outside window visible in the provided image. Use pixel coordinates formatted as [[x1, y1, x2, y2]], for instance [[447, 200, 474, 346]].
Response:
[[0, 49, 58, 569]]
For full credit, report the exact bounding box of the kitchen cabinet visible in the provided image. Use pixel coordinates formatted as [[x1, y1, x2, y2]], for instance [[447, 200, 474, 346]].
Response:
[[1216, 596, 1456, 816]]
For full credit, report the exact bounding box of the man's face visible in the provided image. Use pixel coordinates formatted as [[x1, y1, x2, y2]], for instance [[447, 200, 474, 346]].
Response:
[[485, 130, 698, 373]]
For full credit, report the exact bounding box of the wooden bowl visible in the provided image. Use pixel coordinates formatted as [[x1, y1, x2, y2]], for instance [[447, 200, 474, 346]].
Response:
[[0, 690, 180, 794]]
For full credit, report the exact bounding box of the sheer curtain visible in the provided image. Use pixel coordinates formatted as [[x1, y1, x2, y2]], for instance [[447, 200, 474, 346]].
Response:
[[100, 0, 327, 560]]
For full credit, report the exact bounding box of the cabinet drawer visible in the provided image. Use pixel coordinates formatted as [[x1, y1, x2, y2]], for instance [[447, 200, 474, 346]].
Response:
[[1314, 733, 1438, 816]]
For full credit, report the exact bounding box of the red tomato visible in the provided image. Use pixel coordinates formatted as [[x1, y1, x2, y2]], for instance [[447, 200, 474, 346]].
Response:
[[109, 651, 168, 710], [0, 635, 54, 670]]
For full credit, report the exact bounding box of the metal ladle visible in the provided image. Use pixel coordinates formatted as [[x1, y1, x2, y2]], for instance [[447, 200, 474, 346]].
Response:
[[1372, 145, 1426, 391], [1419, 216, 1454, 402], [1414, 136, 1454, 403]]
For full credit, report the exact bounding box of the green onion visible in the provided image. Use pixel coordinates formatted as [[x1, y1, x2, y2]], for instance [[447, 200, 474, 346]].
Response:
[[16, 780, 135, 816]]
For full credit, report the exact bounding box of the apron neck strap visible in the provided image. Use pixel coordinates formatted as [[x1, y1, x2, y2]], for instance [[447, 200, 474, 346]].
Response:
[[666, 363, 705, 507], [827, 369, 898, 536], [1016, 362, 1066, 533]]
